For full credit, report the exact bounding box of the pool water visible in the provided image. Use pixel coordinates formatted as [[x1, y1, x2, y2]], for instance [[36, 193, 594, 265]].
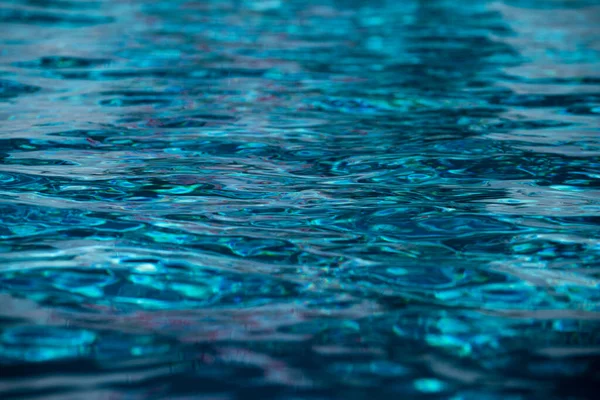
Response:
[[1, 0, 599, 399]]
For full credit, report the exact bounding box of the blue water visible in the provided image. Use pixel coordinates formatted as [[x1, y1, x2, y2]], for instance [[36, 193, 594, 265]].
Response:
[[1, 0, 600, 399]]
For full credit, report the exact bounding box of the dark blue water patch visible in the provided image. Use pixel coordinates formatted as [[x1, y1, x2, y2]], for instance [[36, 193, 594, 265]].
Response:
[[490, 93, 600, 108], [503, 0, 600, 9], [98, 97, 173, 108], [14, 56, 112, 69], [0, 7, 114, 26], [0, 79, 40, 99], [39, 67, 269, 81], [566, 104, 600, 116], [1, 0, 103, 10]]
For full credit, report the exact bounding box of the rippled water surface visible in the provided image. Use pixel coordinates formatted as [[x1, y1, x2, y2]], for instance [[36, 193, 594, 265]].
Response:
[[1, 0, 600, 398]]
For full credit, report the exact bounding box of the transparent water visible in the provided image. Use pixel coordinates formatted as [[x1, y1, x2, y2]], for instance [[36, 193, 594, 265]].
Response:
[[1, 0, 599, 399]]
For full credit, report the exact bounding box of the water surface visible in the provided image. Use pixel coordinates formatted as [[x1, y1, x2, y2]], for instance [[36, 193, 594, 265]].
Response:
[[1, 0, 600, 399]]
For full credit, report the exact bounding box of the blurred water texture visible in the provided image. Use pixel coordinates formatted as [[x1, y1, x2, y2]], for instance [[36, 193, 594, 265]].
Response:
[[1, 0, 600, 399]]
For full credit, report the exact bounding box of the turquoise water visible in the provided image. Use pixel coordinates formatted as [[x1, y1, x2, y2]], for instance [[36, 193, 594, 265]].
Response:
[[1, 0, 600, 398]]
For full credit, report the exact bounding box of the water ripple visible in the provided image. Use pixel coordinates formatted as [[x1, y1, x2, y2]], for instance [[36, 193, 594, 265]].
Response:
[[1, 0, 599, 399]]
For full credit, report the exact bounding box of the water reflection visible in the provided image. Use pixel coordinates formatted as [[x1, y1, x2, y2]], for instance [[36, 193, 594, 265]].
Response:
[[0, 0, 599, 399]]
